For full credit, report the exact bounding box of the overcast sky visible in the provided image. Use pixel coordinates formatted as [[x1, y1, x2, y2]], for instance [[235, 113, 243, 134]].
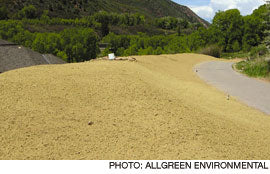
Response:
[[173, 0, 266, 22]]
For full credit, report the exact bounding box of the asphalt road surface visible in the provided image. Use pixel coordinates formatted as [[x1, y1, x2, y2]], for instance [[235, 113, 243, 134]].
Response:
[[195, 61, 270, 115]]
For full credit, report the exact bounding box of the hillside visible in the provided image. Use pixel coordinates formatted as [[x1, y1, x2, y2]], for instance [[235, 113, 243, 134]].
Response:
[[0, 0, 209, 26], [0, 54, 270, 159]]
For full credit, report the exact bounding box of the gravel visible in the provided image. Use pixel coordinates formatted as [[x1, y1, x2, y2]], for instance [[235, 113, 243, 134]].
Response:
[[0, 54, 270, 159]]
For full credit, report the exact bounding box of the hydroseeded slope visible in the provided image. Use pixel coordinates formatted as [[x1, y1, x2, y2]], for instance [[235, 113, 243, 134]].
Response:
[[0, 54, 269, 160]]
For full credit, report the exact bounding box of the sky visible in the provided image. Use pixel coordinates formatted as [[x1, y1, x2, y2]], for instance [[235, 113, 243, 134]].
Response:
[[173, 0, 266, 22]]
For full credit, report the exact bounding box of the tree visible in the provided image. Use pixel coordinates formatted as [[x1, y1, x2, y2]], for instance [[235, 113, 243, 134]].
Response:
[[176, 25, 181, 36], [32, 33, 47, 53], [242, 15, 264, 51], [60, 28, 99, 62], [72, 43, 84, 62], [263, 2, 270, 51], [232, 40, 241, 52], [94, 11, 110, 36], [0, 6, 8, 20], [211, 9, 243, 52], [40, 10, 50, 23], [180, 19, 189, 29], [57, 51, 68, 62], [18, 5, 38, 19]]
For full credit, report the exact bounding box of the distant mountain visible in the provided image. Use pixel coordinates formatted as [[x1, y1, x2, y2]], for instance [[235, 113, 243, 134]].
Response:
[[0, 0, 209, 26]]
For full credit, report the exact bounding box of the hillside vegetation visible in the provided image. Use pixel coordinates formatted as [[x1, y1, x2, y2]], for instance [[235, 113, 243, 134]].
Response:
[[0, 6, 268, 62], [0, 0, 208, 26], [1, 3, 269, 63], [0, 54, 270, 159]]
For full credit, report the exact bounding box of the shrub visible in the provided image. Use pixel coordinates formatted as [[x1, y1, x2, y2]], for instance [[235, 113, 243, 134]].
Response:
[[56, 51, 68, 62], [200, 45, 222, 58], [250, 45, 268, 59]]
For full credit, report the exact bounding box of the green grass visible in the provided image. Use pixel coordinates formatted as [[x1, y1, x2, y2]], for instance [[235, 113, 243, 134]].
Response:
[[236, 58, 270, 78]]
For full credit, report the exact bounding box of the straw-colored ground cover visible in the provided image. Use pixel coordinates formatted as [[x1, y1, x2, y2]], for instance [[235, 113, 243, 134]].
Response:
[[0, 54, 269, 160]]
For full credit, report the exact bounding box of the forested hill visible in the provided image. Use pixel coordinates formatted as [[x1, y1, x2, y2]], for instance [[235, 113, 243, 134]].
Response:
[[0, 0, 208, 26]]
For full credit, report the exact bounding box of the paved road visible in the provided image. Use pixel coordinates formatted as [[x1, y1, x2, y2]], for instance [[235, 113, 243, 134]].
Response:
[[195, 61, 270, 115]]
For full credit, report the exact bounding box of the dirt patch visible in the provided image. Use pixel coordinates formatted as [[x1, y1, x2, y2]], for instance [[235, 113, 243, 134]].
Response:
[[0, 53, 270, 160]]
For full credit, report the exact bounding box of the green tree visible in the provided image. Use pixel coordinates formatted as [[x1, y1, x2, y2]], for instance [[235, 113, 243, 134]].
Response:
[[232, 40, 241, 52], [72, 43, 84, 62], [12, 30, 34, 46], [263, 3, 270, 51], [32, 33, 47, 53], [176, 25, 181, 36], [40, 10, 50, 23], [56, 51, 68, 62], [94, 11, 110, 36], [18, 5, 38, 19], [60, 28, 99, 62], [242, 15, 264, 51], [211, 9, 243, 52], [154, 46, 163, 55], [0, 6, 8, 20]]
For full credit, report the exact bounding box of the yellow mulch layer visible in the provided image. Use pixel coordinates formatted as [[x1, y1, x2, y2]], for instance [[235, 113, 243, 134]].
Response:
[[0, 53, 269, 160]]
